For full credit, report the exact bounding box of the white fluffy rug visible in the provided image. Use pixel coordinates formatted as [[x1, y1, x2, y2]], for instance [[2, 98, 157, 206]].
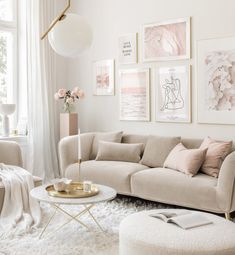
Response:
[[0, 196, 174, 255], [0, 196, 229, 255]]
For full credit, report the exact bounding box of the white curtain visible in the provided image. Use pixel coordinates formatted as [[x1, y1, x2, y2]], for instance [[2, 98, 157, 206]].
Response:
[[23, 0, 60, 180]]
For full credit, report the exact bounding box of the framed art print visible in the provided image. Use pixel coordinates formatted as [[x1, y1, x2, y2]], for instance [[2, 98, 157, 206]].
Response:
[[93, 59, 115, 96], [197, 36, 235, 124], [143, 17, 191, 62], [156, 65, 191, 123], [118, 33, 137, 64], [119, 68, 150, 121]]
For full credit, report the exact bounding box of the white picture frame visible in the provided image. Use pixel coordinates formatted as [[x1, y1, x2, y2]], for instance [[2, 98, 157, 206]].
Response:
[[93, 59, 115, 96], [118, 33, 138, 64], [156, 65, 191, 123], [197, 36, 235, 124], [119, 68, 150, 121], [143, 17, 191, 62]]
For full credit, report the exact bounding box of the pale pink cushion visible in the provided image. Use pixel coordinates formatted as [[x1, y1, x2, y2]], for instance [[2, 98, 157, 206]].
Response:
[[163, 143, 207, 176], [200, 137, 232, 178]]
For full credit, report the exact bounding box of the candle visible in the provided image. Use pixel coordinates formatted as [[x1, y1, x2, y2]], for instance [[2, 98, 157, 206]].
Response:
[[78, 128, 82, 160]]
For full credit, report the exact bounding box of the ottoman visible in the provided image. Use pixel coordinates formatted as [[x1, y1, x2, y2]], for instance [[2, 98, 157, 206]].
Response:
[[119, 209, 235, 255]]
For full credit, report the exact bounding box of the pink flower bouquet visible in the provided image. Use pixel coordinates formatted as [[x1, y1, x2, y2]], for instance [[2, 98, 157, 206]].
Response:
[[54, 87, 85, 113]]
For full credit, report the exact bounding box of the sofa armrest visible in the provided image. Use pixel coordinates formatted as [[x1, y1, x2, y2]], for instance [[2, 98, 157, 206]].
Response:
[[216, 151, 235, 212], [0, 141, 23, 167], [58, 133, 94, 177]]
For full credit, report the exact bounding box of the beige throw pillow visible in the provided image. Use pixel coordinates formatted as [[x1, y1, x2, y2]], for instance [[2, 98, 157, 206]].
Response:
[[90, 131, 123, 159], [200, 137, 232, 178], [140, 136, 181, 167], [164, 143, 207, 176], [96, 141, 143, 163]]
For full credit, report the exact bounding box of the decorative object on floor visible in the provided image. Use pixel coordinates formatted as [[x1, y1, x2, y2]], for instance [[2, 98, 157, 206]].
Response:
[[119, 68, 150, 121], [54, 87, 85, 113], [143, 17, 191, 62], [93, 59, 115, 96], [0, 196, 178, 254], [60, 113, 78, 139], [197, 36, 235, 124], [120, 209, 235, 255], [0, 104, 16, 137], [30, 183, 116, 239], [41, 0, 92, 58], [156, 65, 191, 123], [0, 164, 41, 232], [118, 33, 138, 64]]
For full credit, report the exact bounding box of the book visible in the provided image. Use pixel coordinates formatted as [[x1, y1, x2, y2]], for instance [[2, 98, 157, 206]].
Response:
[[150, 210, 213, 230]]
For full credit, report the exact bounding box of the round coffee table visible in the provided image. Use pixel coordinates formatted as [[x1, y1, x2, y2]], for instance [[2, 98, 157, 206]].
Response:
[[30, 183, 116, 239]]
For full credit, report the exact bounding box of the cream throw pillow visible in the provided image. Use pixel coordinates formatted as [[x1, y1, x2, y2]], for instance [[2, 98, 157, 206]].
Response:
[[90, 131, 123, 159], [96, 141, 143, 163], [164, 143, 207, 176], [199, 137, 232, 178], [140, 136, 181, 167]]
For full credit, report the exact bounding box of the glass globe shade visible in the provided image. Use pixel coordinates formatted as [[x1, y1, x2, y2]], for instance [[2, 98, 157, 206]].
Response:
[[48, 13, 92, 58]]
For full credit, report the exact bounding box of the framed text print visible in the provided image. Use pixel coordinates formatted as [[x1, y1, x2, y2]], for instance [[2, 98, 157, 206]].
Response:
[[118, 33, 137, 64]]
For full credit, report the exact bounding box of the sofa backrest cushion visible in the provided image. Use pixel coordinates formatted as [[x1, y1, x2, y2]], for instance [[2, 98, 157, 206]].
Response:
[[140, 135, 181, 167], [90, 131, 123, 159], [96, 141, 143, 163], [122, 134, 148, 153]]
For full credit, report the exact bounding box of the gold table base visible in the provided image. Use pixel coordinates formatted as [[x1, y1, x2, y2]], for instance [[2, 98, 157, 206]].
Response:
[[39, 203, 105, 239]]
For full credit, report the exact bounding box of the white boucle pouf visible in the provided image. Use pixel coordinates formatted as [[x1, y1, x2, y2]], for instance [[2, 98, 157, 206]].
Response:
[[119, 209, 235, 255]]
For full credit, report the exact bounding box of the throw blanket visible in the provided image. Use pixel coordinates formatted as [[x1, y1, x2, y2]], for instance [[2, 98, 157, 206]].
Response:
[[0, 164, 41, 232]]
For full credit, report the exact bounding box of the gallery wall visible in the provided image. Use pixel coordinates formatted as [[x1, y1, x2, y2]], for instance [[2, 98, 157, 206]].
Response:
[[63, 0, 235, 140]]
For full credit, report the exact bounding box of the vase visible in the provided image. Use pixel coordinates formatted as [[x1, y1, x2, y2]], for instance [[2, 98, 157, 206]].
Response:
[[60, 113, 78, 139]]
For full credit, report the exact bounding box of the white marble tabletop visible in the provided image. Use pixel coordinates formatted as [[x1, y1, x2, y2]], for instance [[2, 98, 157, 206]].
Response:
[[30, 184, 117, 205]]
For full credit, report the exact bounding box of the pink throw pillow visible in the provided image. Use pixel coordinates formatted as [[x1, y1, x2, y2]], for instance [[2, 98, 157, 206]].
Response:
[[164, 143, 207, 177], [199, 137, 232, 178]]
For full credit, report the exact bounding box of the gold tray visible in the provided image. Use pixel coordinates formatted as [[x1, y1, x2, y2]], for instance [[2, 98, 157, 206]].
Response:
[[46, 182, 99, 198]]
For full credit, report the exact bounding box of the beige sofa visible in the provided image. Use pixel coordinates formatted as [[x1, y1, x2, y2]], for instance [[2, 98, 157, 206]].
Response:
[[0, 141, 42, 212], [59, 132, 235, 219]]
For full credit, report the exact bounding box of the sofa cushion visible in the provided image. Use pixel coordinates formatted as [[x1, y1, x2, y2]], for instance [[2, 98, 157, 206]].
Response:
[[131, 168, 219, 212], [164, 143, 207, 176], [96, 141, 143, 163], [65, 160, 149, 194], [90, 131, 123, 159], [200, 137, 232, 178], [140, 135, 181, 167]]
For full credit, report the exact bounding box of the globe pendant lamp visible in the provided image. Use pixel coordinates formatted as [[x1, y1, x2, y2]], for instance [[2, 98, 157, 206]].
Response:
[[41, 0, 92, 58]]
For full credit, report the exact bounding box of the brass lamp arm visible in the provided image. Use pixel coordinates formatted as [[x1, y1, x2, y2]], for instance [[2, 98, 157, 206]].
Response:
[[41, 0, 71, 40]]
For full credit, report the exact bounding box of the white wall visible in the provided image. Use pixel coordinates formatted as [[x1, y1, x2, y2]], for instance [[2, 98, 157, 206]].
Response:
[[63, 0, 235, 140]]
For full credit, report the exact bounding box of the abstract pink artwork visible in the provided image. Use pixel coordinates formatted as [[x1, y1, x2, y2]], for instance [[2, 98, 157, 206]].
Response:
[[197, 36, 235, 124], [143, 18, 190, 61], [205, 50, 235, 111], [93, 59, 114, 96]]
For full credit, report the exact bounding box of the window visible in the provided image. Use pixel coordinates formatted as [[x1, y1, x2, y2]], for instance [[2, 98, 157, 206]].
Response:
[[0, 0, 17, 132]]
